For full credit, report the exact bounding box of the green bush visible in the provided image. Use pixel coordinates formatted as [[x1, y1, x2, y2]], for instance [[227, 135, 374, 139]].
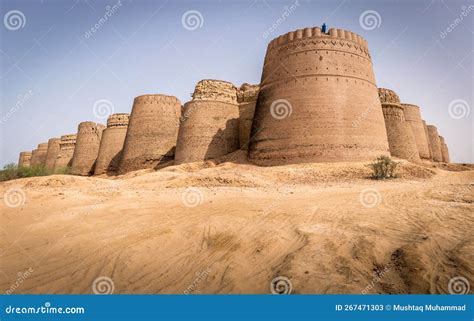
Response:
[[370, 155, 399, 179], [0, 163, 50, 182]]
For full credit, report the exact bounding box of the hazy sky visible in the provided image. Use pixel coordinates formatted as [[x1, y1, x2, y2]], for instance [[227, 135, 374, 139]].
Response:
[[1, 0, 472, 166]]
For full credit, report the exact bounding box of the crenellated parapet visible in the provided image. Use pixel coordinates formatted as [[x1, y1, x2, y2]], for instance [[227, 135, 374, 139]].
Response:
[[107, 113, 130, 128], [192, 79, 238, 104], [237, 83, 260, 104]]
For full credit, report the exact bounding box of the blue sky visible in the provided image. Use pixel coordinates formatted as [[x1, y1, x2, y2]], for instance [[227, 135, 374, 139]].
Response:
[[0, 0, 472, 166]]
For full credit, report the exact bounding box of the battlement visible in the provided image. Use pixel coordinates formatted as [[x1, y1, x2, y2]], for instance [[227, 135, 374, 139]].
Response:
[[134, 94, 180, 105], [378, 88, 401, 105], [20, 151, 32, 157], [38, 143, 48, 150], [192, 79, 238, 104], [60, 134, 77, 142], [237, 83, 260, 103], [107, 113, 130, 128], [77, 121, 106, 135], [401, 103, 422, 122]]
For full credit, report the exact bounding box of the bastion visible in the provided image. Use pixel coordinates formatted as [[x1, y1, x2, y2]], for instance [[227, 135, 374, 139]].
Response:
[[18, 151, 32, 168], [248, 27, 389, 165], [94, 113, 130, 175], [401, 104, 431, 160], [70, 122, 106, 176], [237, 83, 260, 150], [378, 88, 421, 163], [426, 125, 443, 162], [44, 138, 61, 171], [30, 143, 48, 167], [119, 94, 181, 173], [174, 79, 240, 164], [439, 136, 450, 163], [422, 120, 433, 161], [54, 134, 77, 170]]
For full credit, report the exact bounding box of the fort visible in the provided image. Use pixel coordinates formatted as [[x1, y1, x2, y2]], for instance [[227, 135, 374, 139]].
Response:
[[17, 25, 453, 172], [175, 80, 240, 164], [378, 88, 420, 163], [119, 94, 181, 174], [94, 113, 130, 175], [248, 27, 390, 165], [71, 122, 106, 176], [54, 134, 77, 170]]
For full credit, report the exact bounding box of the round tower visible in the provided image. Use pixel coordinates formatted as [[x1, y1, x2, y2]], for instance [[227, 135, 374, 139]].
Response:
[[426, 125, 443, 162], [439, 136, 450, 163], [71, 121, 106, 175], [18, 151, 32, 168], [30, 143, 48, 167], [378, 88, 421, 163], [119, 94, 181, 174], [174, 80, 240, 164], [248, 27, 389, 165], [422, 120, 433, 161], [44, 138, 61, 171], [54, 134, 77, 170], [94, 113, 130, 175], [237, 83, 260, 150], [401, 104, 430, 160]]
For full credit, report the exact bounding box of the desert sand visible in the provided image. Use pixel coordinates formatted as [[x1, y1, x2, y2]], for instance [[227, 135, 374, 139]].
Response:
[[1, 151, 473, 294]]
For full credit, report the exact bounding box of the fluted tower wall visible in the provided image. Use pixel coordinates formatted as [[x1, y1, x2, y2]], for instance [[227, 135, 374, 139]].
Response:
[[54, 134, 77, 170], [248, 27, 389, 165], [119, 94, 181, 173], [237, 83, 260, 150], [439, 136, 450, 163], [45, 138, 61, 171], [94, 113, 129, 175], [401, 104, 431, 160], [30, 143, 48, 167], [426, 125, 443, 162], [378, 88, 420, 163], [71, 122, 105, 175], [18, 152, 32, 168], [175, 80, 240, 164], [422, 120, 433, 161]]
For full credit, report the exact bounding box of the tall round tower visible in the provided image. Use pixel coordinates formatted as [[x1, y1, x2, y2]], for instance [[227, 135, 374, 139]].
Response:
[[401, 104, 431, 160], [426, 125, 443, 162], [119, 94, 181, 174], [30, 143, 48, 167], [439, 136, 450, 163], [18, 151, 32, 168], [94, 113, 130, 175], [45, 138, 61, 171], [378, 88, 420, 163], [422, 120, 433, 161], [175, 80, 240, 164], [248, 27, 389, 165], [54, 134, 77, 170], [237, 83, 260, 150], [71, 121, 106, 175]]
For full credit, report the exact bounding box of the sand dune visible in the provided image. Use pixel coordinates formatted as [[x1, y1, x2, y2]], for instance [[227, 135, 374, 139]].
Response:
[[0, 154, 472, 294]]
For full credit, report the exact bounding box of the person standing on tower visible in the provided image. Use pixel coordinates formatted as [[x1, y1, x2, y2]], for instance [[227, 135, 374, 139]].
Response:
[[322, 23, 327, 33]]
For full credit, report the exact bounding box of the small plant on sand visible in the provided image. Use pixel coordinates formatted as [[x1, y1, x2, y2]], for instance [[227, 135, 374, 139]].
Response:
[[0, 163, 50, 182], [370, 155, 399, 179]]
